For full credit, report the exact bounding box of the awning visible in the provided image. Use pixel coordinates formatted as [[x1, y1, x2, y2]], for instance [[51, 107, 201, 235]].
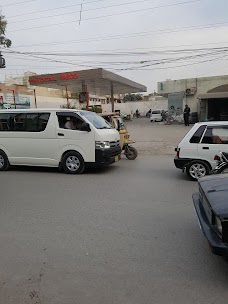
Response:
[[28, 68, 147, 95], [198, 92, 228, 99]]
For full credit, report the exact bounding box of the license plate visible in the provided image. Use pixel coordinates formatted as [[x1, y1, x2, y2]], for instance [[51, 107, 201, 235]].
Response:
[[115, 155, 119, 162]]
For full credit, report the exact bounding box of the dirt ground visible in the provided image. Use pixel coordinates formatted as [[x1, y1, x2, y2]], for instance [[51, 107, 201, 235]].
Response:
[[126, 117, 192, 156]]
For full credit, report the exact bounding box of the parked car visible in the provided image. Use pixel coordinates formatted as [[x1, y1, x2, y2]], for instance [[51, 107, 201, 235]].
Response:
[[150, 110, 163, 122], [193, 174, 228, 258], [174, 121, 228, 180]]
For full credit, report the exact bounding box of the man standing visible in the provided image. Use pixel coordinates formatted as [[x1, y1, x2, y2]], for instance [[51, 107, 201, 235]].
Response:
[[183, 104, 190, 126]]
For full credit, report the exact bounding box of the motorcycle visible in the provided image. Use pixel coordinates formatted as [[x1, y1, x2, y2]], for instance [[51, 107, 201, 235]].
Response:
[[212, 152, 228, 174], [133, 111, 140, 118]]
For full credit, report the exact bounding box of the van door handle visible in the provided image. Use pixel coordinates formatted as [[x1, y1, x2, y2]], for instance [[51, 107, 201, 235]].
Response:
[[202, 147, 209, 150], [58, 133, 64, 136]]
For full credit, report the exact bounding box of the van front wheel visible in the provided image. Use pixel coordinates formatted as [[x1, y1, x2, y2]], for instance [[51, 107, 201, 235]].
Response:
[[62, 151, 85, 174], [0, 151, 9, 171], [186, 160, 210, 181]]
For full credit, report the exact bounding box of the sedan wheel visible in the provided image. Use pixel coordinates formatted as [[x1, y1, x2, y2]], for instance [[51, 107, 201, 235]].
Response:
[[186, 161, 210, 181]]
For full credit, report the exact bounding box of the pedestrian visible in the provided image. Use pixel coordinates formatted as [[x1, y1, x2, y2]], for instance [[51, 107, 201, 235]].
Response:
[[183, 104, 190, 126]]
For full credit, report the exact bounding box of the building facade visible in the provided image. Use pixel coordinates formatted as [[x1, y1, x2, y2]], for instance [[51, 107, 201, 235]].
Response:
[[158, 75, 228, 121]]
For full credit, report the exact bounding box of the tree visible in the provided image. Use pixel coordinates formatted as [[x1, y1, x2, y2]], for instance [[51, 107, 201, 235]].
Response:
[[0, 15, 11, 48], [123, 94, 143, 102]]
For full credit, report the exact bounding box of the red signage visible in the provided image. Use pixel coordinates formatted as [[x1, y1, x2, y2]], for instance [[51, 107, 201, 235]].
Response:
[[59, 73, 78, 80], [29, 73, 78, 84]]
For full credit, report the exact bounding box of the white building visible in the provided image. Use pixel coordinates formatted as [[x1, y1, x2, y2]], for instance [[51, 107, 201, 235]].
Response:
[[157, 75, 228, 121]]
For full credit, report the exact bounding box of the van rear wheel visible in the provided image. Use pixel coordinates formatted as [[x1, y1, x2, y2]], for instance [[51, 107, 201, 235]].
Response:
[[0, 151, 9, 171], [62, 151, 85, 174], [186, 160, 210, 181]]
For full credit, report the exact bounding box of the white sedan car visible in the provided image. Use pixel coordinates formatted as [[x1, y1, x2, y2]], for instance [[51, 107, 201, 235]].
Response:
[[150, 110, 163, 122]]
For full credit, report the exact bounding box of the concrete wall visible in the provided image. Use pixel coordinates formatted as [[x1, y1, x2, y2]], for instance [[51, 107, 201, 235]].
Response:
[[32, 96, 81, 109], [0, 93, 83, 109], [157, 75, 228, 113], [102, 99, 168, 116]]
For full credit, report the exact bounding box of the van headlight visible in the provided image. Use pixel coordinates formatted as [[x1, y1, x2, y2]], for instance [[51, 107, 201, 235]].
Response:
[[95, 141, 111, 149], [215, 216, 222, 234]]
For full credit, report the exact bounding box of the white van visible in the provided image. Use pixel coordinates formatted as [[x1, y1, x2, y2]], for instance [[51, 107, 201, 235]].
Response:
[[150, 110, 163, 122], [0, 109, 121, 174], [174, 121, 228, 180]]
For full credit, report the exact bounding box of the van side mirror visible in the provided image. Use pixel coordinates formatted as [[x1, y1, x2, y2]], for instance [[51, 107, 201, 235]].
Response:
[[81, 123, 91, 132]]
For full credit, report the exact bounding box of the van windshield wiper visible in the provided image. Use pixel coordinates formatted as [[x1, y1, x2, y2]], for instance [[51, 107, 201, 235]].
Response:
[[98, 126, 111, 129]]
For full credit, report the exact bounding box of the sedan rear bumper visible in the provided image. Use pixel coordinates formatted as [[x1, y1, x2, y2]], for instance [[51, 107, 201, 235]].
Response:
[[174, 157, 192, 169]]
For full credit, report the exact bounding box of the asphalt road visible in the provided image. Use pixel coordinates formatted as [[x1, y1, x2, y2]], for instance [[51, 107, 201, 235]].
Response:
[[0, 156, 228, 304]]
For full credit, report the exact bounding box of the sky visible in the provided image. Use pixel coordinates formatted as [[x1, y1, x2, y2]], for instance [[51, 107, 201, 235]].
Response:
[[0, 0, 228, 93]]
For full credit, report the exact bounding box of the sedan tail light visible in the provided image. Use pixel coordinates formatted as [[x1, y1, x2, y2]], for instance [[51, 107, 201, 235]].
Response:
[[175, 147, 180, 158], [214, 155, 220, 161]]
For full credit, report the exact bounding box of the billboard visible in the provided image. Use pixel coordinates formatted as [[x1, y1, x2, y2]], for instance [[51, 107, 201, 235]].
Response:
[[1, 94, 31, 109]]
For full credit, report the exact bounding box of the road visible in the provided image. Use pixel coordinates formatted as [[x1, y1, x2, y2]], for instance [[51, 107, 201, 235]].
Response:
[[126, 117, 191, 155], [0, 120, 228, 303]]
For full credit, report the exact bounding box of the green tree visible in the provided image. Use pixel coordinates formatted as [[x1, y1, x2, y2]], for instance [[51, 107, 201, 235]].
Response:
[[0, 15, 11, 47], [123, 94, 143, 102]]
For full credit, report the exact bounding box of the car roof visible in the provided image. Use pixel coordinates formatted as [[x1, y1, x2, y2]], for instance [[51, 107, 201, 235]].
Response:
[[196, 121, 228, 126]]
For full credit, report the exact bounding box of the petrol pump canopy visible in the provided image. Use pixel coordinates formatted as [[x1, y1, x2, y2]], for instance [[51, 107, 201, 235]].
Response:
[[28, 68, 147, 95]]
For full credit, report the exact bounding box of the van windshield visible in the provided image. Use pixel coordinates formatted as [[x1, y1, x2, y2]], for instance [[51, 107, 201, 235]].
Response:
[[80, 111, 112, 129]]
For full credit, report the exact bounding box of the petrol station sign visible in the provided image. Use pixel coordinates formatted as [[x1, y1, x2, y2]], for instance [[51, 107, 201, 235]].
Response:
[[29, 72, 78, 84]]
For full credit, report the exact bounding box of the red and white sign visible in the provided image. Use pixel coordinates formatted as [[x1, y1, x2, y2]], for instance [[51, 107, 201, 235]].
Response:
[[29, 73, 78, 84]]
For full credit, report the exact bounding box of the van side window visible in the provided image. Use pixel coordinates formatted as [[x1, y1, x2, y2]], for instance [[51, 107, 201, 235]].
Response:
[[13, 113, 27, 131], [0, 113, 11, 131], [57, 114, 84, 131], [0, 113, 50, 132], [38, 113, 50, 132], [190, 126, 206, 143]]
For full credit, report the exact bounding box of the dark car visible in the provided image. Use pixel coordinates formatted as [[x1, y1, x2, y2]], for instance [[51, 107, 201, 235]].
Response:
[[193, 174, 228, 257]]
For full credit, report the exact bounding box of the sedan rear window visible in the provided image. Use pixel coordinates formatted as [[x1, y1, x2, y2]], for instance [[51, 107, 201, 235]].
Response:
[[190, 125, 206, 143]]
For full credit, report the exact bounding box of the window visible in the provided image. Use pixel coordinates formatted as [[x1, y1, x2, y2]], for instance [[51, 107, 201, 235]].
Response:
[[152, 110, 161, 114], [190, 126, 206, 143], [57, 113, 85, 131], [80, 111, 111, 129], [113, 117, 125, 130], [201, 128, 213, 144], [37, 113, 50, 132], [201, 127, 228, 144], [0, 112, 50, 132]]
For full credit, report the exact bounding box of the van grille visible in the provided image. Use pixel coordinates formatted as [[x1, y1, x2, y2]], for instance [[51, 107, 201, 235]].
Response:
[[110, 140, 120, 148]]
